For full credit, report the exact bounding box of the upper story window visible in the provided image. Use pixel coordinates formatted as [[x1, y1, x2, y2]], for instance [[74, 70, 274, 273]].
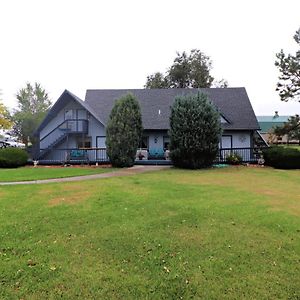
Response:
[[65, 109, 74, 120], [65, 109, 87, 120], [139, 136, 149, 149]]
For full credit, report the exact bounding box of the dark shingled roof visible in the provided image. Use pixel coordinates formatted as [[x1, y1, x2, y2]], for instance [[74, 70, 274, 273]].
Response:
[[85, 88, 259, 130]]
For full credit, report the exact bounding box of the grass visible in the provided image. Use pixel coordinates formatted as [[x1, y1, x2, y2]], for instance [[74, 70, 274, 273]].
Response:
[[0, 166, 115, 182], [279, 144, 300, 151], [0, 166, 300, 299]]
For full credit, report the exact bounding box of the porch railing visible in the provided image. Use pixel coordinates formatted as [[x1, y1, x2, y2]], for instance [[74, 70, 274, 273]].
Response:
[[37, 148, 108, 164], [36, 147, 267, 164], [216, 147, 266, 163]]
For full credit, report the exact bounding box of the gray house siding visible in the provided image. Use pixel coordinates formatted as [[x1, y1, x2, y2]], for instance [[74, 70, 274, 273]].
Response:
[[88, 116, 105, 148], [221, 130, 252, 148]]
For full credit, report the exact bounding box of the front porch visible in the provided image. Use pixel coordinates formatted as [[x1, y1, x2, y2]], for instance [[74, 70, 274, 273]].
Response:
[[35, 147, 266, 165]]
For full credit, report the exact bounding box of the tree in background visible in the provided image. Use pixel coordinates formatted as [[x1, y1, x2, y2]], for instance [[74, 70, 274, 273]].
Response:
[[144, 72, 170, 89], [169, 92, 222, 169], [13, 83, 51, 145], [275, 27, 300, 102], [168, 50, 191, 88], [0, 100, 12, 130], [212, 79, 228, 88], [274, 114, 300, 145], [145, 49, 227, 89], [106, 93, 143, 167]]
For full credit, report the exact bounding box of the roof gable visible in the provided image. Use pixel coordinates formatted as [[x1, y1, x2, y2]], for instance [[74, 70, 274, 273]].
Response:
[[85, 88, 259, 130], [36, 90, 104, 133]]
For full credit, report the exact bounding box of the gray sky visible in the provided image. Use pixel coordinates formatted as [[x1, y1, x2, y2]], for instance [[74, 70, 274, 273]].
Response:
[[0, 0, 299, 115]]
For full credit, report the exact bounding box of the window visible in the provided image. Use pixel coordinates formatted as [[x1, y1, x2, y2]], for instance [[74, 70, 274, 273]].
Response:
[[65, 109, 74, 120], [139, 136, 148, 149], [96, 136, 106, 148], [221, 135, 232, 149], [163, 136, 170, 150], [77, 109, 87, 119], [77, 137, 91, 148]]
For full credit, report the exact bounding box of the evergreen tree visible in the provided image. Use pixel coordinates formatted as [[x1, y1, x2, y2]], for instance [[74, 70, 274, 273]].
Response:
[[106, 93, 143, 167], [274, 114, 300, 144], [275, 27, 300, 102], [169, 92, 222, 169]]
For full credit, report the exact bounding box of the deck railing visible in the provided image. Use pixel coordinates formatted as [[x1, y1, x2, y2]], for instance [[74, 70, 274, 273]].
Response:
[[216, 147, 266, 163], [37, 147, 267, 164], [38, 148, 108, 164]]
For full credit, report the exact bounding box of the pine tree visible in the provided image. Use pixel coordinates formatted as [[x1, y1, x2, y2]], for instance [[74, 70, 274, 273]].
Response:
[[106, 93, 143, 167], [169, 92, 222, 168], [275, 28, 300, 102]]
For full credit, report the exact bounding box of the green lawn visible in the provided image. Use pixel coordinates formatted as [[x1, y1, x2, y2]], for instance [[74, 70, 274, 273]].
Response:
[[279, 144, 300, 150], [0, 166, 114, 182], [0, 167, 300, 299]]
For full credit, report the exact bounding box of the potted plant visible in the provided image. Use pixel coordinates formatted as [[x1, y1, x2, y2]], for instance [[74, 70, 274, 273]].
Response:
[[138, 151, 144, 160]]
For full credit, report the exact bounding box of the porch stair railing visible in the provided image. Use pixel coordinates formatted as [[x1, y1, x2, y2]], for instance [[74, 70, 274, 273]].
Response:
[[39, 119, 88, 159]]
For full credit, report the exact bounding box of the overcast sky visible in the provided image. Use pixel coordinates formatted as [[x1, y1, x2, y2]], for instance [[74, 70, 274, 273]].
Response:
[[0, 0, 299, 115]]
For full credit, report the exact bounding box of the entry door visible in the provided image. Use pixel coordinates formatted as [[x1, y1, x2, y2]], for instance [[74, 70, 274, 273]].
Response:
[[221, 135, 232, 149], [96, 136, 107, 161]]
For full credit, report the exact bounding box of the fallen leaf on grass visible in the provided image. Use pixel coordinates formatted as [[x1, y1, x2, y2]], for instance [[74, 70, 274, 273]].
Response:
[[27, 259, 36, 267], [163, 266, 170, 273]]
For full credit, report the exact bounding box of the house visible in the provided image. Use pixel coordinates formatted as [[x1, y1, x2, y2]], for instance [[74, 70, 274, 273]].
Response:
[[35, 88, 262, 164], [257, 112, 290, 144]]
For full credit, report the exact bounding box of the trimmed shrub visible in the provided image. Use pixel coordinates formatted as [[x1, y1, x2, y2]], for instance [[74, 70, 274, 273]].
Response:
[[169, 92, 222, 169], [262, 146, 300, 169], [0, 147, 28, 168], [226, 152, 242, 165], [106, 93, 143, 168]]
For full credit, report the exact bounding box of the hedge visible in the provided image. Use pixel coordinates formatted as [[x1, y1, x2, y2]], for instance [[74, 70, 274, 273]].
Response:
[[262, 146, 300, 169], [0, 147, 28, 168]]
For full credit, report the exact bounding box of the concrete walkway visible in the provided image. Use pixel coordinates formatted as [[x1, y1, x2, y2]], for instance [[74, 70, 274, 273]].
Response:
[[0, 165, 171, 186]]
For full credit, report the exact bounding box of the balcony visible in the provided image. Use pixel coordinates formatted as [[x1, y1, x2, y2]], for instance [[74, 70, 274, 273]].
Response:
[[59, 119, 88, 134]]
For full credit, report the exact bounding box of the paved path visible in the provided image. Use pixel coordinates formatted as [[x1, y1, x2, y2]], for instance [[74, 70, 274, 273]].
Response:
[[0, 165, 171, 186]]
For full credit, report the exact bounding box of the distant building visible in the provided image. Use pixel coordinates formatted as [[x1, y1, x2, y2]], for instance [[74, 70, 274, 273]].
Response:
[[257, 112, 290, 144]]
